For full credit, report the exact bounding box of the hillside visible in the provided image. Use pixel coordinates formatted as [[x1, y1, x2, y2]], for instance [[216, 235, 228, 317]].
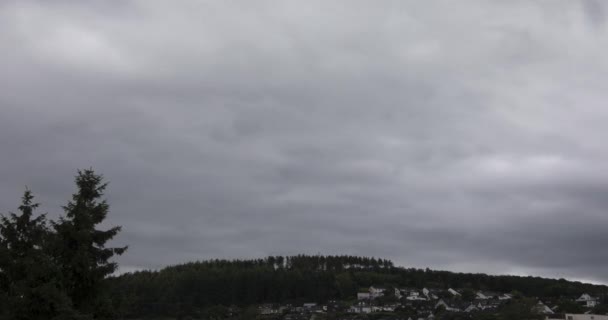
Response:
[[107, 255, 607, 318]]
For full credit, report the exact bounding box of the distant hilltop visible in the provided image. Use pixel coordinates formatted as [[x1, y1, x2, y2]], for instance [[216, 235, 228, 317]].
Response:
[[107, 255, 607, 318]]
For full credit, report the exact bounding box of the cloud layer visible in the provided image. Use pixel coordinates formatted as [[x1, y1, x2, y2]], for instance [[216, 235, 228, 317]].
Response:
[[1, 0, 608, 283]]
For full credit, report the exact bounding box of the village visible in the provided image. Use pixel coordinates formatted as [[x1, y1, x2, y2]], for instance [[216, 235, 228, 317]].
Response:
[[254, 286, 607, 320]]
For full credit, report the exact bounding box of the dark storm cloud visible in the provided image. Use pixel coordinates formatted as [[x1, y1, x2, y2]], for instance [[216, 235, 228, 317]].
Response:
[[2, 0, 608, 283]]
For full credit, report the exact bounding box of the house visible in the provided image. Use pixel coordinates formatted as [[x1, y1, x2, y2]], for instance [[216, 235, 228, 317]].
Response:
[[385, 304, 399, 312], [533, 301, 555, 315], [476, 291, 498, 300], [406, 290, 428, 301], [473, 301, 499, 311], [448, 288, 461, 297], [498, 293, 513, 301], [547, 314, 608, 320], [371, 305, 397, 312], [476, 292, 490, 300], [358, 292, 371, 300], [349, 302, 372, 314], [423, 288, 439, 300], [259, 304, 281, 315], [435, 299, 461, 312], [370, 286, 387, 298], [576, 294, 600, 308], [395, 288, 402, 299], [464, 304, 479, 313], [302, 303, 321, 313]]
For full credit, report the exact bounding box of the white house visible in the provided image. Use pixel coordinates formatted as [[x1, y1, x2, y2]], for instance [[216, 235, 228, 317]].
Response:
[[371, 306, 396, 312], [349, 302, 372, 314], [476, 292, 490, 300], [576, 294, 600, 308], [498, 293, 513, 301], [423, 288, 439, 300], [406, 290, 428, 301], [370, 286, 386, 299], [448, 288, 461, 297]]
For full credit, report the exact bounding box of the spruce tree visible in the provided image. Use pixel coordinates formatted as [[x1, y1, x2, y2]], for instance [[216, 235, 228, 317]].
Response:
[[0, 189, 76, 320], [53, 169, 127, 316]]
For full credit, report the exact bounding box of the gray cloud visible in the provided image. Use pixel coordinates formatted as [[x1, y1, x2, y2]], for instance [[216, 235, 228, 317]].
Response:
[[2, 0, 608, 284]]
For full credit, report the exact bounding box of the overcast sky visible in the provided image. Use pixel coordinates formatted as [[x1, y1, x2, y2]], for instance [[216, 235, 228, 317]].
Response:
[[2, 0, 608, 284]]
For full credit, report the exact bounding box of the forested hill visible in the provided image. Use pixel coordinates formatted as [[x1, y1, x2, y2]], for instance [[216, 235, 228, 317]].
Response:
[[107, 255, 606, 317]]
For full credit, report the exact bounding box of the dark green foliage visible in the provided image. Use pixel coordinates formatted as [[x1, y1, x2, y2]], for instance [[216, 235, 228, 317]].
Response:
[[239, 306, 259, 320], [592, 303, 608, 315], [107, 255, 607, 319], [0, 169, 125, 319], [395, 304, 417, 318], [201, 305, 230, 320], [435, 304, 447, 317], [441, 312, 472, 320], [461, 288, 476, 301], [52, 169, 127, 316], [335, 273, 357, 298], [555, 298, 585, 313], [472, 313, 500, 320], [0, 190, 77, 320], [498, 298, 542, 320], [376, 286, 399, 305]]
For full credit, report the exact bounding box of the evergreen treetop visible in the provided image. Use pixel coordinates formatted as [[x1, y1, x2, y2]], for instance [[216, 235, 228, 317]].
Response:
[[53, 169, 127, 315]]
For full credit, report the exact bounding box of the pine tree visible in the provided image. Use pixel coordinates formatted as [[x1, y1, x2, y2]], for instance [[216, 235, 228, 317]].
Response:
[[0, 189, 76, 320], [53, 169, 127, 316]]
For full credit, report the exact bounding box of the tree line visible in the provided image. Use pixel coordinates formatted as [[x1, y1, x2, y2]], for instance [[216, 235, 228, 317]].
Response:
[[0, 169, 126, 320], [107, 255, 607, 319], [164, 255, 393, 272]]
